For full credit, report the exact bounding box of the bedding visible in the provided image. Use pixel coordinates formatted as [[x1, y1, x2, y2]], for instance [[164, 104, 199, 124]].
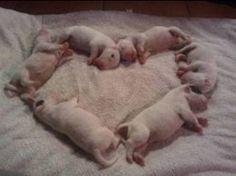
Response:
[[0, 7, 236, 176]]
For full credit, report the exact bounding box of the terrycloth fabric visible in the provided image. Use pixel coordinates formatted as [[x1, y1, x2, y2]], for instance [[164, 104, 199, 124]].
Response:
[[0, 7, 236, 176]]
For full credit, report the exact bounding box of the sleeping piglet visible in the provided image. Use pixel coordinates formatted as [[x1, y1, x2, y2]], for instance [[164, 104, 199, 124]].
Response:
[[117, 26, 191, 64], [175, 43, 217, 97], [117, 84, 208, 166], [33, 28, 67, 53], [4, 42, 73, 105], [34, 97, 120, 168], [64, 25, 120, 70]]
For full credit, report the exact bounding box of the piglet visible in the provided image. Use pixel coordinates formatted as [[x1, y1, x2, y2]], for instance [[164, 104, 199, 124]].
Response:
[[64, 26, 120, 70], [117, 26, 191, 64], [117, 84, 208, 166], [175, 43, 217, 97], [34, 97, 120, 168], [33, 28, 66, 53], [4, 42, 73, 105]]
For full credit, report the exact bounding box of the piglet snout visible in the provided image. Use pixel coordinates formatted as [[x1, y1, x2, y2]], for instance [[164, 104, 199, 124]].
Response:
[[93, 60, 106, 70], [176, 69, 186, 78]]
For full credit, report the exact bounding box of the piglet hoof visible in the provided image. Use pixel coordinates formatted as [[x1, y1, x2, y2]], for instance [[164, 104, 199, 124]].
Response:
[[140, 60, 146, 65], [193, 125, 204, 135], [138, 57, 146, 65], [174, 54, 179, 63], [133, 153, 145, 166], [63, 49, 74, 57], [62, 42, 69, 49], [184, 123, 203, 134], [126, 157, 133, 164], [87, 58, 94, 65], [198, 117, 208, 127], [176, 69, 186, 78], [175, 54, 187, 63], [126, 153, 134, 164]]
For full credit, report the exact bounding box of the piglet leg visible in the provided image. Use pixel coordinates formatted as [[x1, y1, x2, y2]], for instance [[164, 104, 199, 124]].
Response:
[[175, 53, 187, 63], [181, 62, 201, 72], [124, 140, 135, 164], [57, 53, 73, 67], [123, 127, 149, 164], [177, 62, 201, 78], [179, 108, 204, 134], [56, 43, 74, 67], [88, 44, 100, 65], [133, 143, 148, 166], [138, 51, 151, 65], [197, 117, 208, 127], [176, 68, 188, 78], [169, 27, 191, 43], [136, 38, 147, 64], [183, 117, 208, 133]]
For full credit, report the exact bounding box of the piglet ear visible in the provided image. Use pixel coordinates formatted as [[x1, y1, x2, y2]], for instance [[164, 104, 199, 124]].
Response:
[[116, 124, 129, 140], [34, 100, 45, 112], [190, 86, 202, 94], [184, 85, 191, 93], [169, 29, 179, 38]]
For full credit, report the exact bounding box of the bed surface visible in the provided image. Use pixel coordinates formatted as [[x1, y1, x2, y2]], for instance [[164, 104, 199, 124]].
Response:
[[0, 7, 236, 176]]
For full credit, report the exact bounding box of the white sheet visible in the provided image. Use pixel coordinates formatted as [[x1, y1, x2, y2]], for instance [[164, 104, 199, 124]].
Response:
[[0, 7, 236, 176]]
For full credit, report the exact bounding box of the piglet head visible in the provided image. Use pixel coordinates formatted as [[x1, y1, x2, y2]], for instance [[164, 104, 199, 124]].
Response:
[[117, 39, 137, 63], [92, 47, 120, 70], [184, 84, 208, 113]]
